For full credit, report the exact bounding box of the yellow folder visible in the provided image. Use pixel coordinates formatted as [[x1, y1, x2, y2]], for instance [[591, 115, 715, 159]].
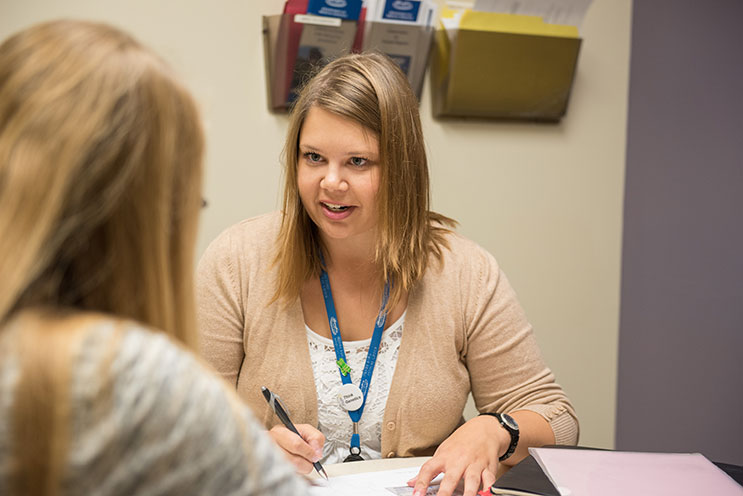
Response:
[[431, 9, 582, 121]]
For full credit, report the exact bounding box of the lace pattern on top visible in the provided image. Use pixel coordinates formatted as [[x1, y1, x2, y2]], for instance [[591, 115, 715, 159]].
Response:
[[306, 312, 405, 465]]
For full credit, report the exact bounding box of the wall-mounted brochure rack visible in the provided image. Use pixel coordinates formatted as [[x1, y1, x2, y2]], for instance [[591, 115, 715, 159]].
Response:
[[362, 20, 435, 100], [263, 10, 436, 112], [263, 13, 359, 112], [430, 9, 582, 121]]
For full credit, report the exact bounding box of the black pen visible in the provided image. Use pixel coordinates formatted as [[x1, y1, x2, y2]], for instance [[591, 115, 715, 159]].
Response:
[[261, 386, 328, 480]]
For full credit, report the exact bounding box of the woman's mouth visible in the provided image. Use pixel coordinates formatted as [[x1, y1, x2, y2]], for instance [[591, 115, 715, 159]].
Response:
[[321, 201, 354, 219], [321, 201, 350, 212]]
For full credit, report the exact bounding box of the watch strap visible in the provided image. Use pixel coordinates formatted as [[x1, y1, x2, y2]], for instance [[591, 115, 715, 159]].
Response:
[[479, 412, 520, 462]]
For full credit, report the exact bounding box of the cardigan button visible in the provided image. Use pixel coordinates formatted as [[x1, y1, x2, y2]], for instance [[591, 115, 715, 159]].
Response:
[[387, 451, 396, 458], [386, 421, 396, 431]]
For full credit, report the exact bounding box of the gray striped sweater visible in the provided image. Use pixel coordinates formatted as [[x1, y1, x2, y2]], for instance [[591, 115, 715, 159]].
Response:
[[0, 320, 310, 495]]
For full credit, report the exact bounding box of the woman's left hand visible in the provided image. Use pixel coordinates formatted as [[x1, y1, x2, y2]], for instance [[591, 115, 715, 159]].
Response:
[[407, 415, 510, 496]]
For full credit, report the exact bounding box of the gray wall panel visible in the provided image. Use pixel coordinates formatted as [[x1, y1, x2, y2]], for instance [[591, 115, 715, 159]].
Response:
[[617, 0, 743, 464]]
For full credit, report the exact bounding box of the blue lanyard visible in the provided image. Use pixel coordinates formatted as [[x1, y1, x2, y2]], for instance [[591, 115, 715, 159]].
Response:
[[319, 268, 390, 454]]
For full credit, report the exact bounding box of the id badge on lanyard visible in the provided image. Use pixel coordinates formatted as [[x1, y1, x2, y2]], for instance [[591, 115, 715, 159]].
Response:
[[319, 268, 390, 462]]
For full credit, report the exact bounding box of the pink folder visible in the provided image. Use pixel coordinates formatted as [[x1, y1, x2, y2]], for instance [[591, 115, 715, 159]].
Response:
[[529, 448, 743, 496]]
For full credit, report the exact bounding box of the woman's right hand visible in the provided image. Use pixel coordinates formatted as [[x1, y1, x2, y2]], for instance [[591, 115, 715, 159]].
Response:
[[268, 424, 325, 474]]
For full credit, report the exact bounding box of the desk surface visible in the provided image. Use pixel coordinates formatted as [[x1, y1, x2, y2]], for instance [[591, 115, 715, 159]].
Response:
[[312, 453, 743, 493]]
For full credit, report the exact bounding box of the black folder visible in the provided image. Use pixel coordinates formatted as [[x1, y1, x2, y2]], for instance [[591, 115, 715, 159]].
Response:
[[489, 454, 560, 496]]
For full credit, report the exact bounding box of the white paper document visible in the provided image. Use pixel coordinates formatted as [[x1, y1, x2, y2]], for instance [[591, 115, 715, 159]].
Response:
[[309, 466, 463, 496]]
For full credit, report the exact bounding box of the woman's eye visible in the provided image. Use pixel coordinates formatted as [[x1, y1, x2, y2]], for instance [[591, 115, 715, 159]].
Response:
[[304, 152, 322, 163], [350, 157, 367, 167]]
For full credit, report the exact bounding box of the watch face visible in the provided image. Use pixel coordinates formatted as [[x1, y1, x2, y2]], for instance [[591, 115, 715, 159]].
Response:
[[501, 413, 519, 432]]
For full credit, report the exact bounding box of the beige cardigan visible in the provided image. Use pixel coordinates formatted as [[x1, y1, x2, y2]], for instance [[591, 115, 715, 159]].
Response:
[[196, 212, 578, 458]]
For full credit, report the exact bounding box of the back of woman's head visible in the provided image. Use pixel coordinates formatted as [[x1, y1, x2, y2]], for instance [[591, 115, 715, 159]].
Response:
[[0, 20, 204, 343]]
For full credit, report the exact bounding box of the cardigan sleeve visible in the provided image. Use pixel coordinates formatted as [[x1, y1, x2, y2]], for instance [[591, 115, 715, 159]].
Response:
[[461, 245, 579, 446], [196, 228, 246, 387]]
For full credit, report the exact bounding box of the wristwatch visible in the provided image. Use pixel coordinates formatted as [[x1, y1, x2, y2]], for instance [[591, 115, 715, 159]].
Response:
[[480, 412, 520, 461]]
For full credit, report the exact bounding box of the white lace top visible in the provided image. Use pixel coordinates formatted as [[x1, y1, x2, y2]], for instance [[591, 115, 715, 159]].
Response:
[[305, 312, 405, 465]]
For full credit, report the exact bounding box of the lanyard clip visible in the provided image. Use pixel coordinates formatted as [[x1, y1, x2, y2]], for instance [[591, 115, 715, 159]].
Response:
[[336, 358, 351, 376]]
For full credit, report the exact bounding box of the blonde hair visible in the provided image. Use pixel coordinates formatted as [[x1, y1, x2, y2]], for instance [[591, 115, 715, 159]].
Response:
[[0, 20, 203, 493], [274, 52, 455, 309]]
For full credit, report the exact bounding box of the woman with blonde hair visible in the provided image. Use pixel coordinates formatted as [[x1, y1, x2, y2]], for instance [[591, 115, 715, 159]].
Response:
[[0, 20, 308, 495], [197, 52, 579, 496]]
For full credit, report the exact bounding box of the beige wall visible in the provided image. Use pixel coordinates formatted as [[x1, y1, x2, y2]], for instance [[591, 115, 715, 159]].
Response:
[[1, 0, 631, 450]]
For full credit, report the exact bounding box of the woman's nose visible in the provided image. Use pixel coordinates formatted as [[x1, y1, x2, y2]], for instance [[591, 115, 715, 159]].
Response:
[[320, 164, 348, 192]]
